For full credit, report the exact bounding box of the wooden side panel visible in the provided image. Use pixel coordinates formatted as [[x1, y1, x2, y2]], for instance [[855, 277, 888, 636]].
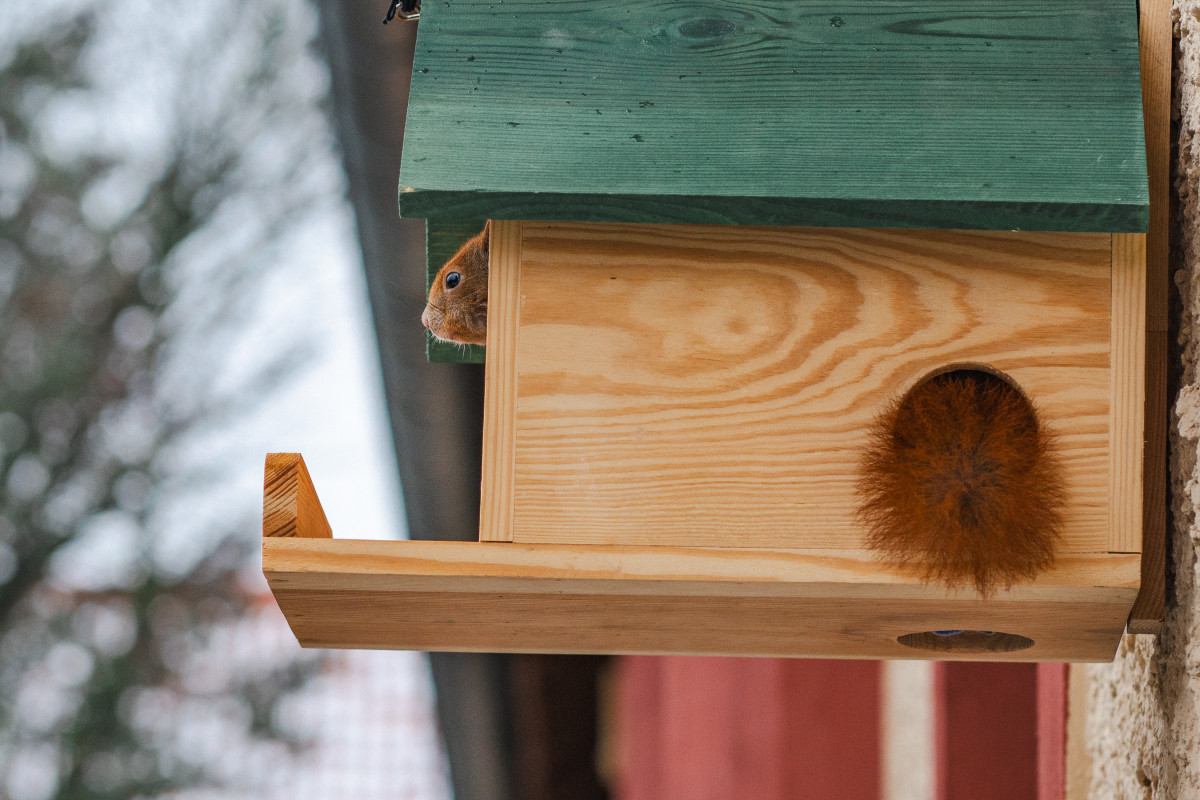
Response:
[[1129, 0, 1171, 633], [1109, 233, 1146, 553], [262, 453, 332, 539], [1131, 331, 1168, 632], [497, 223, 1113, 551], [263, 538, 1140, 661], [480, 220, 522, 541]]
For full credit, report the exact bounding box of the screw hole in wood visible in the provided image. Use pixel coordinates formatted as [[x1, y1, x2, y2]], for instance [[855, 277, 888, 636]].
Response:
[[896, 630, 1034, 653]]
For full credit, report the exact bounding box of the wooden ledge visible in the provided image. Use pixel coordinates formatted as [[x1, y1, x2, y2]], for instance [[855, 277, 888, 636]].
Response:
[[262, 537, 1138, 661], [265, 538, 1140, 601], [262, 453, 1139, 661]]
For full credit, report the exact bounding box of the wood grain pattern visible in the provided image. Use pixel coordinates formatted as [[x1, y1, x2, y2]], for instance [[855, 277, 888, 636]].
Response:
[[1130, 330, 1168, 632], [398, 0, 1147, 231], [1128, 0, 1170, 633], [491, 222, 1115, 551], [263, 453, 332, 539], [1109, 233, 1146, 554], [480, 220, 522, 541], [264, 539, 1139, 598], [262, 538, 1139, 660], [426, 218, 488, 363]]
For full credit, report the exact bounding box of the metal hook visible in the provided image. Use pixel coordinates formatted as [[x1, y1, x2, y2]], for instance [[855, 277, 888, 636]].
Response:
[[384, 0, 420, 23]]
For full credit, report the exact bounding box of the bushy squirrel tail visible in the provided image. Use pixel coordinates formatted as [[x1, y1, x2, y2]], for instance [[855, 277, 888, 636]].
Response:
[[857, 370, 1066, 595]]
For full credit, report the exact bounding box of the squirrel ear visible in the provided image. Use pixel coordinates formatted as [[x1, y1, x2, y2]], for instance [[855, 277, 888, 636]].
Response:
[[481, 220, 490, 251]]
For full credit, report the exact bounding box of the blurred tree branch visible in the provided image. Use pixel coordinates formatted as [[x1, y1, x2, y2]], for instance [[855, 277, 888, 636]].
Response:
[[0, 2, 347, 796]]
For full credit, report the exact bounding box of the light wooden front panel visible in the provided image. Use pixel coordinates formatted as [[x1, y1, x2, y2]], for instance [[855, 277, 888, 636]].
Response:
[[485, 222, 1115, 551]]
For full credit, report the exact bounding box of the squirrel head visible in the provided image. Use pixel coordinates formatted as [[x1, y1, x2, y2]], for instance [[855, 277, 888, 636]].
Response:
[[422, 222, 489, 346]]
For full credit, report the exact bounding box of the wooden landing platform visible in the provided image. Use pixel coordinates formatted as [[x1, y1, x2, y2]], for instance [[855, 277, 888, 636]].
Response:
[[262, 454, 1141, 661]]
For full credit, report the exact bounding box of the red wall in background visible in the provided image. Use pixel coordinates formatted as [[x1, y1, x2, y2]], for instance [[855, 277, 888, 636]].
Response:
[[615, 658, 1066, 800], [934, 663, 1038, 800], [1036, 663, 1069, 800], [614, 657, 881, 800]]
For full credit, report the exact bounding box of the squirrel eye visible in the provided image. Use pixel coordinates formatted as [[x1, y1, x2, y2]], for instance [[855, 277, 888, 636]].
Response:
[[444, 271, 461, 289]]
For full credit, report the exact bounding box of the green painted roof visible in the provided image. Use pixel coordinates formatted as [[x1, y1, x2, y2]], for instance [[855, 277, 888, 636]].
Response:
[[399, 0, 1148, 232]]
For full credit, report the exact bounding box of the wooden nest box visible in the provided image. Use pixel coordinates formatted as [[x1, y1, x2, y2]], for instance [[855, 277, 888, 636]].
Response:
[[264, 0, 1166, 661]]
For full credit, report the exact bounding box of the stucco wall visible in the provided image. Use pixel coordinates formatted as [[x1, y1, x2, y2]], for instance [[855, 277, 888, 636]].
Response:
[[1086, 4, 1200, 797]]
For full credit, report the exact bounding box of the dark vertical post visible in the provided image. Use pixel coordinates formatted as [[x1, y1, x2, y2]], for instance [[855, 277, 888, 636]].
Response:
[[311, 7, 508, 800]]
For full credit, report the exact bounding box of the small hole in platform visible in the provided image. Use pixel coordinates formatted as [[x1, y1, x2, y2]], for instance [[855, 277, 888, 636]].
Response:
[[896, 630, 1034, 653]]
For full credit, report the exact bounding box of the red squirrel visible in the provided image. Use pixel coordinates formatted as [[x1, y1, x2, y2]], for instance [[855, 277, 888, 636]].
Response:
[[857, 370, 1066, 595], [421, 222, 489, 346]]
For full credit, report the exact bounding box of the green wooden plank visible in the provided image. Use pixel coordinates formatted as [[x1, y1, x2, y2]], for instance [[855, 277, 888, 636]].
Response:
[[399, 0, 1148, 232], [400, 191, 1145, 233], [426, 218, 487, 363]]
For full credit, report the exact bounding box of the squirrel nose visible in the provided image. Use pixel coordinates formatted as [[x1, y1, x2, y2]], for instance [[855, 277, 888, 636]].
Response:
[[420, 307, 431, 329]]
